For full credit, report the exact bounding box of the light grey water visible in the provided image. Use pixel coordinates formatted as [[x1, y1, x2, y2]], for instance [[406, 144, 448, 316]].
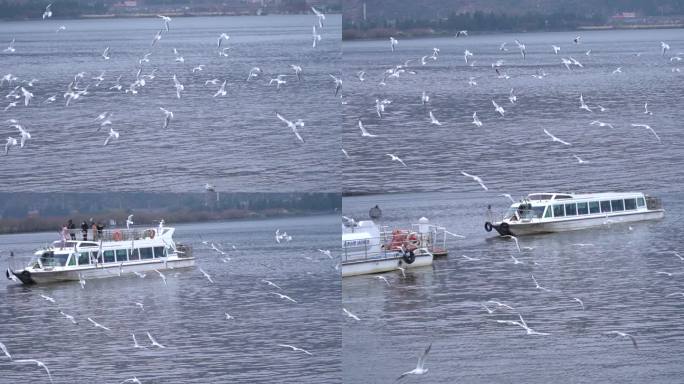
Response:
[[0, 15, 341, 192], [0, 214, 340, 383], [342, 191, 684, 383], [343, 29, 684, 194]]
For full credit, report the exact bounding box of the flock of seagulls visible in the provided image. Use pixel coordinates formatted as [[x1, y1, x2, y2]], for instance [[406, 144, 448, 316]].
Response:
[[343, 31, 678, 186], [1, 5, 335, 162]]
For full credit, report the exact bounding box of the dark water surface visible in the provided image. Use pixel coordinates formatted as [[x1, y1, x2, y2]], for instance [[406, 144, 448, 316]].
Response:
[[0, 15, 341, 192], [342, 191, 684, 383], [0, 214, 340, 383], [343, 29, 684, 194]]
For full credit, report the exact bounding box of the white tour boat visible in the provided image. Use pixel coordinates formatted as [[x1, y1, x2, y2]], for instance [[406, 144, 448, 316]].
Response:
[[342, 216, 449, 277], [6, 225, 194, 285], [484, 192, 664, 236]]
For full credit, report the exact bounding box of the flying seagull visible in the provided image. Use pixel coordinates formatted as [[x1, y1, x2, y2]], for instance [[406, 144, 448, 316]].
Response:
[[386, 154, 407, 167], [543, 128, 571, 146], [631, 124, 661, 143], [461, 171, 488, 191], [276, 112, 305, 143], [396, 343, 432, 381]]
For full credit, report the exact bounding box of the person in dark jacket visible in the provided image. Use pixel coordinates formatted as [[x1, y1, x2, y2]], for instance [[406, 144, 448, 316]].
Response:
[[67, 219, 76, 240], [96, 221, 105, 240], [81, 220, 88, 241]]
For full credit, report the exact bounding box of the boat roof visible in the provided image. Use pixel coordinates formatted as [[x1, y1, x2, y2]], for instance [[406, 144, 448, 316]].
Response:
[[525, 192, 645, 202]]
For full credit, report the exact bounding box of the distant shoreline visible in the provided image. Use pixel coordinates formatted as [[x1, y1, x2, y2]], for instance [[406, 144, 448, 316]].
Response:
[[0, 12, 341, 22], [343, 23, 684, 41], [0, 209, 336, 236]]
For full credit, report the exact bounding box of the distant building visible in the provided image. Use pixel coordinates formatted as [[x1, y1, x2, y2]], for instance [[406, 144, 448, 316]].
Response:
[[112, 0, 138, 8], [612, 12, 637, 19]]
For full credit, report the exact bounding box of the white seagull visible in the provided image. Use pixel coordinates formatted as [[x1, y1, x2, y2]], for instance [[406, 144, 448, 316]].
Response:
[[103, 127, 119, 146], [472, 112, 482, 127], [160, 107, 173, 129], [42, 3, 52, 19], [461, 171, 488, 191], [396, 343, 432, 380], [276, 112, 305, 143], [358, 120, 377, 137], [543, 128, 571, 146], [630, 124, 661, 143], [270, 292, 297, 303], [147, 332, 165, 348], [605, 331, 638, 349], [199, 268, 214, 284], [428, 110, 442, 125], [390, 37, 398, 52], [343, 308, 360, 321], [102, 46, 110, 60], [277, 343, 312, 355], [386, 154, 407, 167], [87, 317, 111, 331], [492, 99, 505, 116], [14, 359, 53, 383]]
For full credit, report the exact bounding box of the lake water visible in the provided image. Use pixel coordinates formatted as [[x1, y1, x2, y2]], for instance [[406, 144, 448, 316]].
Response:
[[342, 29, 684, 195], [342, 191, 684, 383], [0, 15, 341, 193], [0, 214, 340, 383]]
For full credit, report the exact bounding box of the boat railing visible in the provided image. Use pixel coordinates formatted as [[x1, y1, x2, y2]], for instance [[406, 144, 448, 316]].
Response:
[[85, 228, 158, 242]]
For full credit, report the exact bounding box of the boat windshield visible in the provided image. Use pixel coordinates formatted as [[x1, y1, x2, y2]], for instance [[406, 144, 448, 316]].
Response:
[[504, 205, 546, 221], [39, 251, 69, 267]]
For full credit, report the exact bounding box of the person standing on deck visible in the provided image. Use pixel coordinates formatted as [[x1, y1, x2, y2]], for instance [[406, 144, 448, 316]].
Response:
[[67, 219, 76, 240], [81, 220, 88, 240], [90, 218, 97, 241]]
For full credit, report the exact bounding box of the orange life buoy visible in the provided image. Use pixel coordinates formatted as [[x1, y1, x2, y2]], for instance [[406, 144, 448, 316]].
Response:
[[112, 230, 123, 241]]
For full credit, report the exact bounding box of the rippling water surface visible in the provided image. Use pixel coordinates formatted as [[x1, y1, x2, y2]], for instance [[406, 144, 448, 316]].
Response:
[[343, 192, 684, 383], [0, 15, 340, 192], [343, 29, 684, 194], [0, 214, 340, 383]]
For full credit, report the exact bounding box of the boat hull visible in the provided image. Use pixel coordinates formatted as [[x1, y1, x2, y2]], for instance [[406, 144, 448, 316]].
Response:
[[341, 254, 432, 277], [12, 257, 195, 285], [492, 210, 664, 236]]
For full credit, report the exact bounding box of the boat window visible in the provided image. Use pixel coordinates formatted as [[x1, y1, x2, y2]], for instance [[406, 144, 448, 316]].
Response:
[[600, 201, 611, 213], [503, 207, 518, 220], [565, 203, 577, 216], [589, 201, 600, 214], [153, 246, 165, 258], [41, 252, 69, 267], [116, 249, 128, 262], [129, 248, 140, 261], [103, 250, 115, 263], [531, 206, 545, 218], [78, 252, 90, 265], [140, 248, 153, 260], [544, 206, 552, 218], [555, 194, 572, 200], [624, 198, 637, 210], [577, 202, 588, 215], [553, 204, 565, 217], [637, 197, 645, 207], [611, 199, 624, 212], [79, 242, 98, 248], [68, 254, 76, 266]]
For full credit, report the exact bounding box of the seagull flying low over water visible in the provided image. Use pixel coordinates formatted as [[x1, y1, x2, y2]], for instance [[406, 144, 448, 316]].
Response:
[[3, 38, 16, 53], [343, 308, 360, 321], [278, 343, 312, 355], [496, 313, 549, 335], [276, 112, 305, 143], [661, 41, 670, 56], [396, 343, 432, 381], [514, 39, 526, 59], [126, 214, 134, 229], [103, 127, 119, 146], [605, 331, 638, 349], [579, 93, 592, 112], [329, 74, 342, 96], [102, 46, 110, 60], [643, 102, 653, 115], [573, 154, 588, 164], [631, 124, 661, 143], [213, 80, 227, 97], [14, 359, 53, 383], [199, 268, 214, 283], [311, 6, 325, 28], [492, 99, 505, 116], [160, 107, 173, 129], [312, 26, 322, 48], [147, 332, 165, 348], [358, 120, 377, 137], [270, 292, 297, 303], [87, 317, 111, 331], [217, 33, 229, 48], [158, 15, 171, 31], [543, 128, 571, 146], [262, 279, 282, 290], [428, 110, 442, 125], [59, 310, 78, 324], [42, 3, 52, 19], [386, 154, 407, 167], [390, 37, 398, 52], [472, 112, 482, 127], [590, 120, 614, 129], [461, 171, 488, 191]]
